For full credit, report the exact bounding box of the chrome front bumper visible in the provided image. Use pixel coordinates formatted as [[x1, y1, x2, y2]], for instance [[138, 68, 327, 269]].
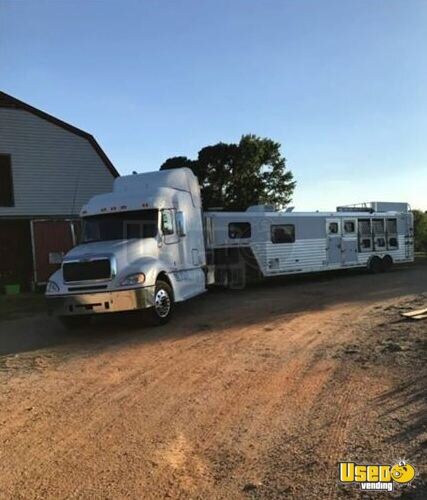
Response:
[[47, 286, 155, 316]]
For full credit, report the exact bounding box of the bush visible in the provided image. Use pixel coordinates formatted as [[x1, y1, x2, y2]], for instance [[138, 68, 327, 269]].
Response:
[[413, 210, 427, 254]]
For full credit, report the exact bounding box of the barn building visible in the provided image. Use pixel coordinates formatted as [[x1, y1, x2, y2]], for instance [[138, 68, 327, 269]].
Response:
[[0, 91, 119, 290]]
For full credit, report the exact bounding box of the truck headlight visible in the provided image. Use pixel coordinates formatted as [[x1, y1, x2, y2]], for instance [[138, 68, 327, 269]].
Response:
[[120, 273, 146, 286], [46, 281, 60, 293]]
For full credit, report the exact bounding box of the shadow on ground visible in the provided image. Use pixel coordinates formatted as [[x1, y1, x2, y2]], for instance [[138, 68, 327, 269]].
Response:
[[0, 261, 425, 359], [373, 375, 427, 499]]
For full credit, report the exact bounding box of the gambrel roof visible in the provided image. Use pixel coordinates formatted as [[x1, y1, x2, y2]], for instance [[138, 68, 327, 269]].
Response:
[[0, 90, 119, 178]]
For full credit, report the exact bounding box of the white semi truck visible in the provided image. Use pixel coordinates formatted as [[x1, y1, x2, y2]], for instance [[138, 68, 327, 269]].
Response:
[[46, 168, 414, 326]]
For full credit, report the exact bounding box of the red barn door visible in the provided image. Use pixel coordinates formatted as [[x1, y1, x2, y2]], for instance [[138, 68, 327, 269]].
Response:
[[31, 220, 76, 284]]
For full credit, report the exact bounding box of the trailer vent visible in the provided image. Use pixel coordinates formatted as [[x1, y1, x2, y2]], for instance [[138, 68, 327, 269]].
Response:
[[63, 259, 111, 283], [336, 205, 373, 213]]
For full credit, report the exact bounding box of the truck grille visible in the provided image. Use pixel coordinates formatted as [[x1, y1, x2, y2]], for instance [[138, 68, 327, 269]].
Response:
[[63, 259, 111, 283]]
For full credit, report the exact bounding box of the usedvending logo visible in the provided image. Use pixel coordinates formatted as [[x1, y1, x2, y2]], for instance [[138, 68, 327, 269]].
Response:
[[339, 460, 416, 492]]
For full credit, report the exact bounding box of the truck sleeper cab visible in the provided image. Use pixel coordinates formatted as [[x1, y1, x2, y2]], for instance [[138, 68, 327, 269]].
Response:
[[46, 168, 206, 327]]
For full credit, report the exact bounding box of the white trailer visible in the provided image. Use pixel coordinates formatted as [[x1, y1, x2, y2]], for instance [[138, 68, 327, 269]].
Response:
[[204, 202, 414, 289], [46, 168, 414, 325]]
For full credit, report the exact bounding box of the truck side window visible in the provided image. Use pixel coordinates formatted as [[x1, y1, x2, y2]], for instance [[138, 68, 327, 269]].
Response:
[[161, 210, 174, 235], [229, 222, 251, 239], [271, 224, 295, 244]]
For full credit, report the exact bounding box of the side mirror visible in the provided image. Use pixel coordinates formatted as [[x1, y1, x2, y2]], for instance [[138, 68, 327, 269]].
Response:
[[176, 211, 186, 237]]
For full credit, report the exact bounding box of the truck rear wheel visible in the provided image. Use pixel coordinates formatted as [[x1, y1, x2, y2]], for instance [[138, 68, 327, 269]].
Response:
[[149, 280, 174, 325]]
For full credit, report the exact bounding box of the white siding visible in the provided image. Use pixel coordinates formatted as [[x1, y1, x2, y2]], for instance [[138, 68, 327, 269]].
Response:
[[252, 238, 327, 273], [0, 108, 116, 216]]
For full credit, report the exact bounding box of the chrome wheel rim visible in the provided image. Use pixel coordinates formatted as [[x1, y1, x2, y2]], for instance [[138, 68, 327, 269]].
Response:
[[155, 288, 171, 318]]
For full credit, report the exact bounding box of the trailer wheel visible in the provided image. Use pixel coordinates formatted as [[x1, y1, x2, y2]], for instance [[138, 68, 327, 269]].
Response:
[[368, 256, 382, 274], [149, 280, 174, 325], [382, 255, 393, 272], [59, 315, 92, 329]]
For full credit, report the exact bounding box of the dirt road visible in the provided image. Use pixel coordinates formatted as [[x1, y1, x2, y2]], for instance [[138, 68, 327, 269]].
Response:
[[0, 262, 426, 499]]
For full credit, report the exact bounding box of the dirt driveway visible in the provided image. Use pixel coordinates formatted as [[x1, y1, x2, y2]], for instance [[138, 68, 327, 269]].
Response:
[[0, 262, 426, 499]]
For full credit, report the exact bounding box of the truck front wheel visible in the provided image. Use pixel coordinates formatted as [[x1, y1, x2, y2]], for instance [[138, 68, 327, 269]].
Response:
[[149, 280, 174, 325]]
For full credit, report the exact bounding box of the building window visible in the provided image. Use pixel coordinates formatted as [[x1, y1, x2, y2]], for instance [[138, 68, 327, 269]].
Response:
[[228, 222, 251, 239], [0, 155, 14, 207], [271, 224, 295, 244]]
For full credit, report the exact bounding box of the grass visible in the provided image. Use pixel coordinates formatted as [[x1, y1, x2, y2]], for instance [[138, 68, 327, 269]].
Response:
[[0, 292, 46, 320]]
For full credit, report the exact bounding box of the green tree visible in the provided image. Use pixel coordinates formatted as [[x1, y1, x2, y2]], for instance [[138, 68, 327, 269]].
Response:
[[196, 142, 239, 209], [159, 156, 194, 171], [160, 135, 295, 211], [413, 209, 427, 254]]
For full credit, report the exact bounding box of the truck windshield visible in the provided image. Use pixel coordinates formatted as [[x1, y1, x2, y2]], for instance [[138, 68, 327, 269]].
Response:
[[81, 209, 158, 243]]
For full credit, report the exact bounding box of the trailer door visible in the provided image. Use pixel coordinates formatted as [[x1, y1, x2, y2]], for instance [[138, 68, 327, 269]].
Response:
[[326, 219, 342, 265], [341, 219, 358, 264]]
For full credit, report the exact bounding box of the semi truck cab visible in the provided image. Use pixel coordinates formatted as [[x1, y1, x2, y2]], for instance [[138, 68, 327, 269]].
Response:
[[46, 168, 207, 326]]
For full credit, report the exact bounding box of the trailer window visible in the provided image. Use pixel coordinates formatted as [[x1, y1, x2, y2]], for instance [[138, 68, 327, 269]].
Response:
[[386, 218, 398, 250], [386, 218, 397, 234], [271, 224, 295, 244], [358, 219, 372, 252], [328, 222, 339, 234], [373, 219, 385, 234], [361, 238, 372, 249], [358, 219, 371, 235], [161, 210, 174, 235], [229, 222, 251, 239], [344, 221, 355, 234], [389, 237, 398, 248], [376, 237, 386, 248]]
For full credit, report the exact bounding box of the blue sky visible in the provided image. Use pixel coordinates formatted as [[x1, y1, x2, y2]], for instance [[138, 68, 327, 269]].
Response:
[[1, 0, 426, 210]]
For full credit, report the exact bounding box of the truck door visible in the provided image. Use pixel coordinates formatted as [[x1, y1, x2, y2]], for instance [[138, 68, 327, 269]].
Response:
[[341, 219, 358, 264], [326, 219, 342, 265], [160, 209, 180, 271]]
